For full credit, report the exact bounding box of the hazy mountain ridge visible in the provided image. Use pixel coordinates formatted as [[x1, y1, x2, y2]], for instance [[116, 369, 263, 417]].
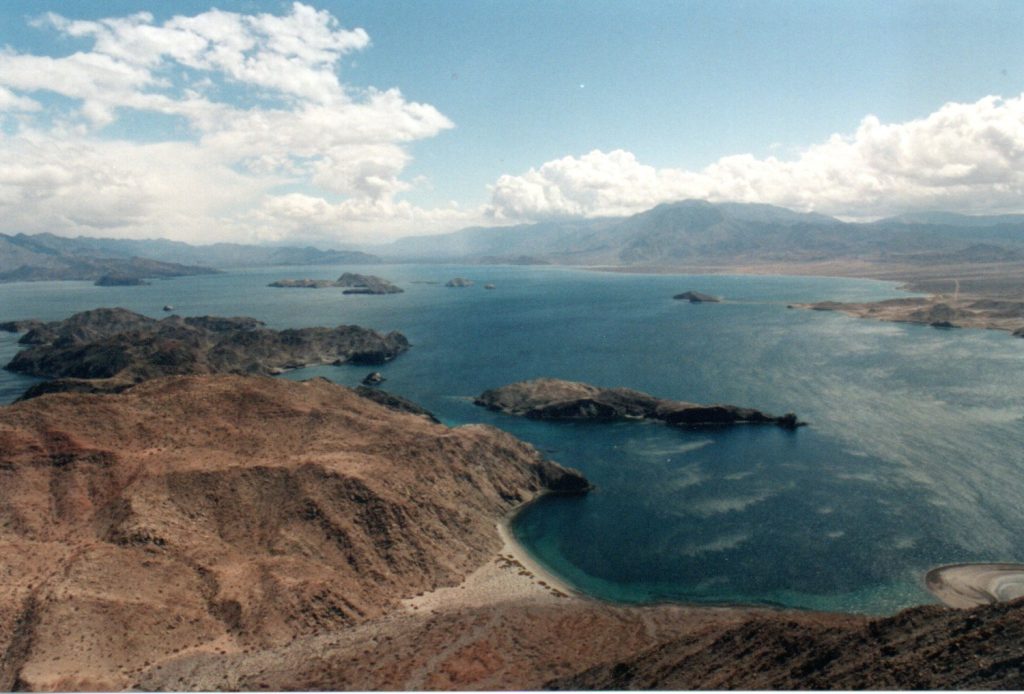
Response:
[[5, 201, 1024, 281], [380, 200, 1024, 266], [0, 233, 381, 282]]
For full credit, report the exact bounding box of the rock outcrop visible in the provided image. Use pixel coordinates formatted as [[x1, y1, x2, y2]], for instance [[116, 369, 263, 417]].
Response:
[[673, 290, 721, 302], [475, 378, 803, 429], [268, 273, 403, 294], [2, 308, 409, 399], [361, 371, 385, 386], [353, 385, 440, 423], [0, 375, 588, 690], [445, 277, 474, 288]]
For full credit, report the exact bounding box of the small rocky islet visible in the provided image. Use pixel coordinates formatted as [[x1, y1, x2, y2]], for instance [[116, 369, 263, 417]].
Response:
[[673, 290, 721, 303], [269, 272, 403, 294], [475, 377, 804, 429]]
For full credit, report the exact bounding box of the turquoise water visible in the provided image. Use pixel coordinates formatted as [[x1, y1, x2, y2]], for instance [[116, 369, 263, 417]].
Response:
[[2, 265, 1023, 614]]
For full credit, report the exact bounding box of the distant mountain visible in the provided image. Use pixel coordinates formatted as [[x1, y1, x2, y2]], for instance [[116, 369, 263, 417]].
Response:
[[381, 200, 1024, 266], [2, 233, 380, 268], [0, 233, 382, 283], [882, 211, 1024, 227], [0, 234, 218, 283]]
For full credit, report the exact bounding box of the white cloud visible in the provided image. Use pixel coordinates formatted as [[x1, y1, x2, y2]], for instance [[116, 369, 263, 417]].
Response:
[[0, 3, 455, 244], [249, 192, 479, 244], [489, 94, 1024, 221]]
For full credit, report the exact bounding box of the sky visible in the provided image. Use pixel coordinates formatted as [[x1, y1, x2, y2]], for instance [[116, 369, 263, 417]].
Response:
[[0, 1, 1022, 246]]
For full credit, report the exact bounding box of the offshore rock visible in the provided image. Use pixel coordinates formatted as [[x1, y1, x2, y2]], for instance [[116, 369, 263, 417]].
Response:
[[673, 290, 721, 303]]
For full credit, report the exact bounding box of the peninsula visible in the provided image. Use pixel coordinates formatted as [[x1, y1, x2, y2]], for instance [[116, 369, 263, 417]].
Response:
[[475, 378, 803, 429], [792, 296, 1024, 336], [1, 308, 409, 399]]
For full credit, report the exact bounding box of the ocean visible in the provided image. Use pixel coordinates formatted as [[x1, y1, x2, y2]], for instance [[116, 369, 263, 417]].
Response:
[[2, 264, 1022, 614]]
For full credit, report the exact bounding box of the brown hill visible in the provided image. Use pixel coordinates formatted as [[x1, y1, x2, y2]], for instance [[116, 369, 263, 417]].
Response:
[[0, 375, 587, 690], [2, 375, 1023, 691]]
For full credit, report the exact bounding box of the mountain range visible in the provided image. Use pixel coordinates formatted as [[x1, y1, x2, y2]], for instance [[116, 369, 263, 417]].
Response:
[[3, 200, 1024, 282], [378, 200, 1024, 266], [0, 233, 380, 282]]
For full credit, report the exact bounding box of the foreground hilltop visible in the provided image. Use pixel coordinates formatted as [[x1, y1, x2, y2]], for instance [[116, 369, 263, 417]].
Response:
[[0, 375, 588, 690], [0, 375, 1022, 690]]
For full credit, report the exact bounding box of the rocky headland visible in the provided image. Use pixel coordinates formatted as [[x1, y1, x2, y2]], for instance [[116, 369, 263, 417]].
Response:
[[1, 308, 409, 400], [269, 273, 403, 294], [475, 378, 804, 429], [0, 375, 1022, 690], [792, 296, 1024, 336]]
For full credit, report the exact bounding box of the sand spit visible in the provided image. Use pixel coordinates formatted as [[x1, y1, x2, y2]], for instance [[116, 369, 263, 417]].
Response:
[[925, 563, 1024, 609]]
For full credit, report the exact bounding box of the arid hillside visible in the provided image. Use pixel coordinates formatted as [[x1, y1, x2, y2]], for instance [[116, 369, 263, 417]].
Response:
[[0, 375, 586, 690], [1, 375, 1022, 691]]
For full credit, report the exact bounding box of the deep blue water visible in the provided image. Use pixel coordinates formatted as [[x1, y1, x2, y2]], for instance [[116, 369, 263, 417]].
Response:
[[2, 265, 1023, 615]]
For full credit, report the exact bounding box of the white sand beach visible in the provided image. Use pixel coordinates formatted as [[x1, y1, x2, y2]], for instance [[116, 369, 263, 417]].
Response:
[[402, 514, 580, 614], [925, 563, 1024, 609]]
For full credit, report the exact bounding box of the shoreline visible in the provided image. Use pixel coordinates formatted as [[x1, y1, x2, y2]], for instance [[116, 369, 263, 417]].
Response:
[[400, 496, 584, 614]]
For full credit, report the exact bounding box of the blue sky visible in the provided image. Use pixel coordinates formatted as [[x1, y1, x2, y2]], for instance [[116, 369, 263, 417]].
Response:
[[0, 1, 1022, 244]]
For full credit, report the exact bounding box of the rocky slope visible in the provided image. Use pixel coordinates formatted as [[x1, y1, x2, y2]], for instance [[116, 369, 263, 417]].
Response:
[[476, 378, 804, 429], [2, 308, 409, 399], [549, 599, 1024, 690], [1, 375, 1022, 690], [0, 375, 589, 691]]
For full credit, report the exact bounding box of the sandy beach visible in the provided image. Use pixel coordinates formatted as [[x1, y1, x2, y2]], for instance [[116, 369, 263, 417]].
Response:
[[402, 508, 581, 614], [925, 563, 1024, 609]]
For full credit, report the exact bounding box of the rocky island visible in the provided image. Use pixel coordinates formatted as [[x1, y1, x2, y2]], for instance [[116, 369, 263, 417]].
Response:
[[268, 273, 403, 294], [445, 277, 474, 287], [475, 378, 803, 429], [674, 290, 721, 302], [1, 307, 409, 399], [94, 275, 151, 287]]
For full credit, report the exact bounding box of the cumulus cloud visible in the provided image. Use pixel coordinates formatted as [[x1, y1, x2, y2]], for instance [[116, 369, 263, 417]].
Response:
[[0, 3, 456, 244], [488, 94, 1024, 221]]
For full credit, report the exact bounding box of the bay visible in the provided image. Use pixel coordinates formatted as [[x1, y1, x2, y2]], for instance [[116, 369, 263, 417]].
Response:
[[2, 264, 1022, 614]]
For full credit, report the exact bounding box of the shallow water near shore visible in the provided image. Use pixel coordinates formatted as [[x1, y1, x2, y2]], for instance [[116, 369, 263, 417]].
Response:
[[2, 264, 1023, 615]]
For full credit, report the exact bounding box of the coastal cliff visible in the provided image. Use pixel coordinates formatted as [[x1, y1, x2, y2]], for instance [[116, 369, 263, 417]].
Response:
[[476, 378, 804, 429]]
